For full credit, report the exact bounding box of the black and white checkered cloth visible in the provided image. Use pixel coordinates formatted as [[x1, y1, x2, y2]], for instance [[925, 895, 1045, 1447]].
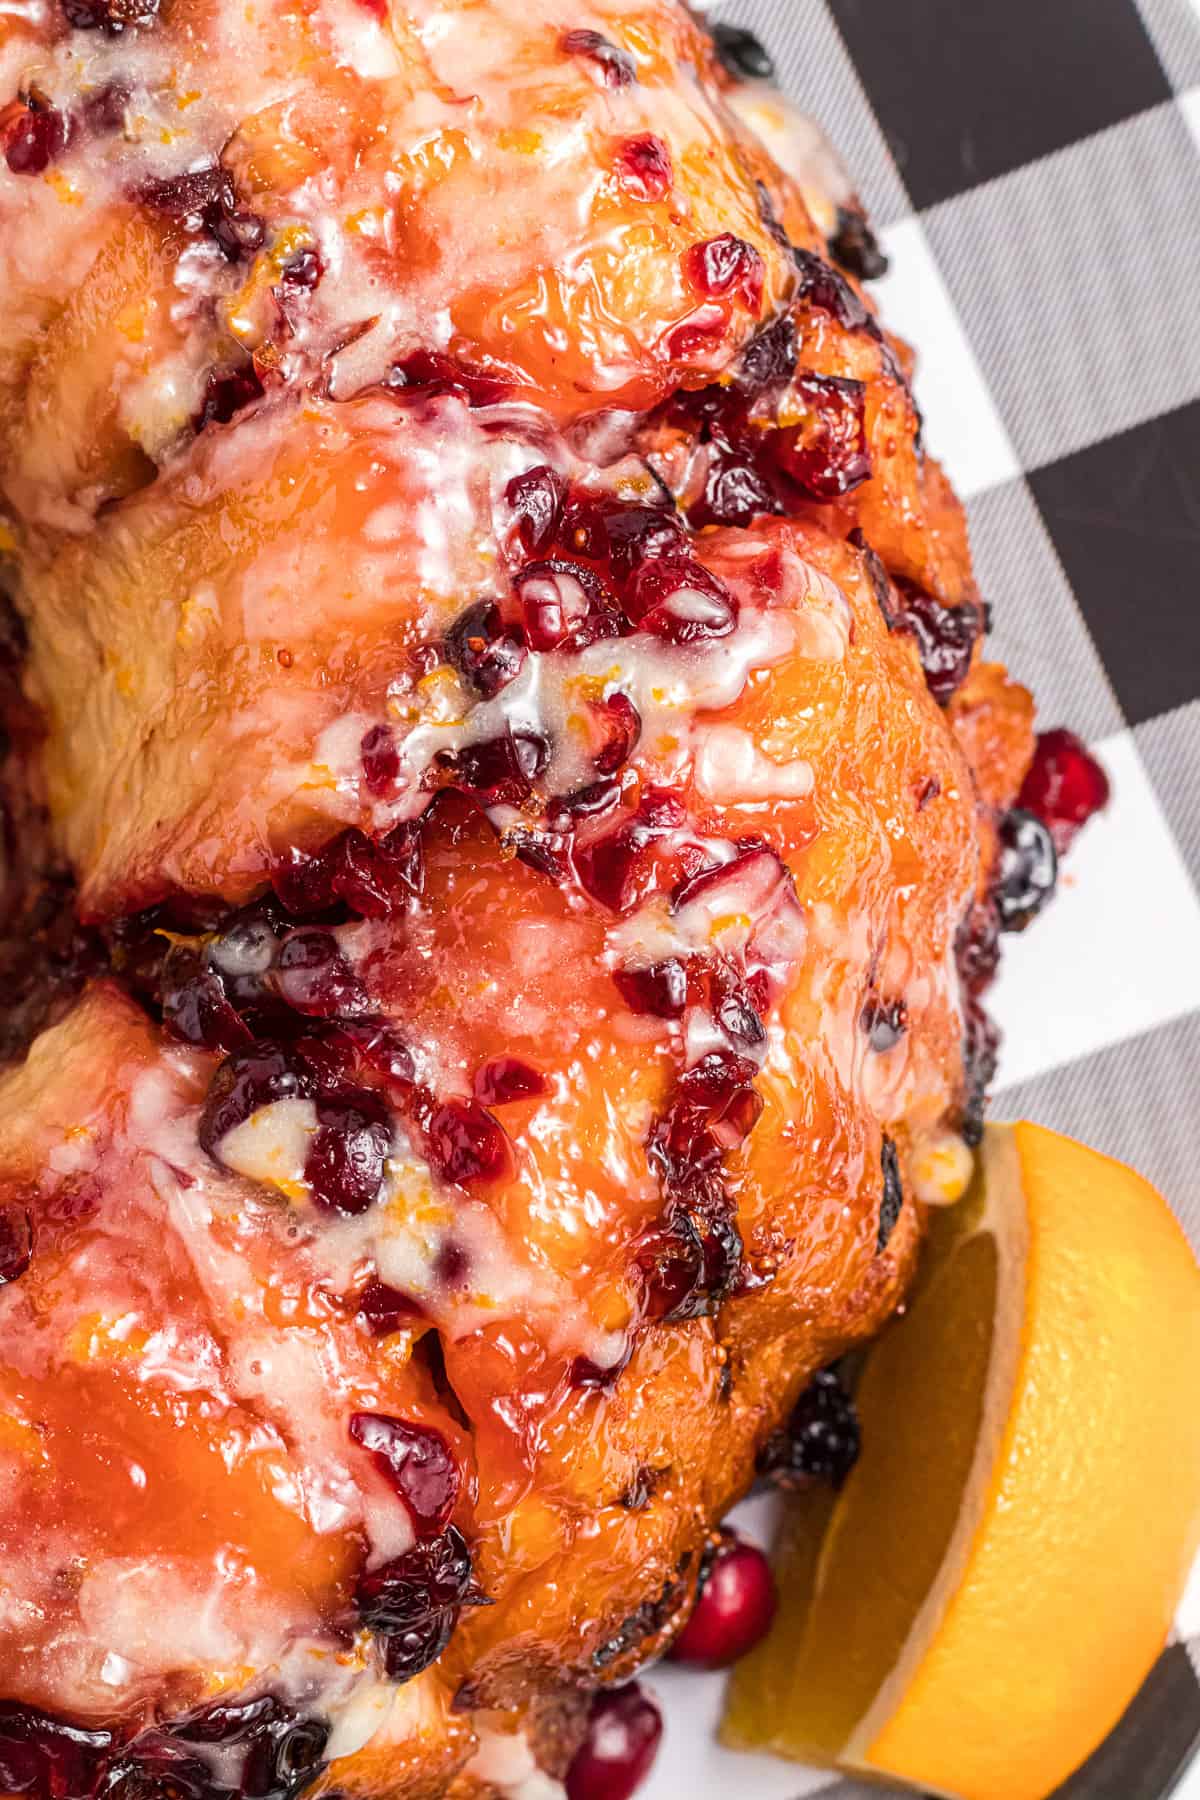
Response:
[[644, 4, 1200, 1796]]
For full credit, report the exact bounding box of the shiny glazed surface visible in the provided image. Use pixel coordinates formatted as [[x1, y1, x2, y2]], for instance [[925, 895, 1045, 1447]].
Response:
[[0, 2, 1041, 1794]]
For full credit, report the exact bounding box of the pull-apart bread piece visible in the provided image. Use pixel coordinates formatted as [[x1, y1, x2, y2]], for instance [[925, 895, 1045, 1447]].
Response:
[[0, 3, 1038, 1795]]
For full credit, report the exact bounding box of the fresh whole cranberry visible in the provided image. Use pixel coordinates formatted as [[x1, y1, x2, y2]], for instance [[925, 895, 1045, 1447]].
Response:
[[0, 1205, 33, 1285], [759, 1365, 860, 1488], [561, 27, 636, 87], [349, 1413, 460, 1536], [994, 808, 1057, 931], [565, 1685, 662, 1800], [1016, 727, 1110, 853], [670, 1534, 776, 1669], [506, 465, 566, 554], [616, 133, 672, 201], [683, 234, 764, 310]]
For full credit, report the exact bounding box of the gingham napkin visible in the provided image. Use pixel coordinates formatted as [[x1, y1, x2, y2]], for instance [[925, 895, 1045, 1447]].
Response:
[[648, 2, 1200, 1794]]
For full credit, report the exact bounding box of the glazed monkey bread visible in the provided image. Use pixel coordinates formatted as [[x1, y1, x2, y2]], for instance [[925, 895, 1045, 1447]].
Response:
[[0, 2, 1045, 1796]]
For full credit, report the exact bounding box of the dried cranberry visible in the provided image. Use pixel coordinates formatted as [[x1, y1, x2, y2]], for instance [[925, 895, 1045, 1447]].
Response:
[[829, 205, 889, 281], [0, 1702, 114, 1799], [697, 456, 774, 528], [506, 465, 567, 554], [278, 247, 322, 290], [304, 822, 423, 920], [1017, 728, 1110, 854], [670, 1534, 776, 1669], [360, 724, 400, 798], [712, 980, 766, 1050], [653, 1052, 763, 1173], [737, 314, 798, 391], [349, 1413, 459, 1535], [473, 1057, 546, 1106], [305, 1094, 391, 1216], [356, 1280, 422, 1334], [613, 958, 688, 1019], [960, 995, 999, 1148], [683, 234, 764, 310], [624, 556, 736, 644], [759, 1365, 860, 1488], [877, 1135, 903, 1252], [196, 364, 263, 429], [616, 133, 672, 201], [81, 80, 132, 134], [573, 791, 684, 914], [561, 27, 635, 87], [0, 1205, 33, 1285], [861, 994, 907, 1052], [158, 944, 250, 1052], [792, 246, 869, 331], [274, 928, 367, 1016], [638, 1202, 743, 1323], [2, 99, 69, 176], [425, 1097, 509, 1186], [435, 730, 548, 805], [199, 1042, 316, 1159], [387, 349, 508, 408], [994, 809, 1057, 932], [894, 580, 982, 706], [517, 559, 621, 654], [601, 503, 687, 579], [565, 1686, 662, 1800], [61, 0, 157, 29], [444, 601, 525, 699], [710, 20, 775, 80], [354, 1524, 479, 1632], [381, 1612, 455, 1681], [140, 165, 264, 262], [590, 693, 642, 775], [242, 1715, 329, 1799], [771, 372, 870, 500]]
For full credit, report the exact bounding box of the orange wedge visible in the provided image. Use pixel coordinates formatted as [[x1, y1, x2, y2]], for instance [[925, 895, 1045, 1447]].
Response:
[[724, 1122, 1200, 1800]]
